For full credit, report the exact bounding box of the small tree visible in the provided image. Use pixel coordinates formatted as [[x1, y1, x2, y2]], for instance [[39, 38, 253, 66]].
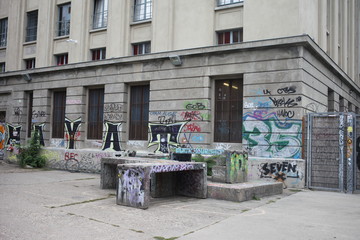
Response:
[[18, 130, 46, 168]]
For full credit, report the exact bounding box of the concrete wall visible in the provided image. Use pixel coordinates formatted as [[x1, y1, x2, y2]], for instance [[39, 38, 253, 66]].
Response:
[[0, 36, 359, 178]]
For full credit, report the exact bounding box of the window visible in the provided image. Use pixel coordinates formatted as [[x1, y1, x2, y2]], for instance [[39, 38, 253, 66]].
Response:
[[0, 18, 8, 47], [133, 0, 152, 22], [132, 42, 151, 55], [57, 3, 71, 36], [214, 79, 243, 142], [26, 11, 38, 42], [27, 92, 33, 138], [52, 91, 66, 138], [91, 48, 106, 60], [217, 0, 243, 6], [129, 85, 149, 140], [217, 28, 243, 45], [0, 62, 5, 73], [25, 58, 36, 69], [56, 54, 68, 65], [93, 0, 108, 29], [88, 88, 104, 139]]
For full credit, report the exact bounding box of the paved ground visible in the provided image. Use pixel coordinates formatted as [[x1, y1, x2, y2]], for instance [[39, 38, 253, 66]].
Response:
[[1, 161, 359, 240]]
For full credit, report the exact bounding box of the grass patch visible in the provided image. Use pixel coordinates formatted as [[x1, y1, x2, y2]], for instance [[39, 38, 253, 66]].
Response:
[[252, 196, 261, 201], [241, 209, 250, 213], [130, 229, 144, 233], [266, 200, 276, 204]]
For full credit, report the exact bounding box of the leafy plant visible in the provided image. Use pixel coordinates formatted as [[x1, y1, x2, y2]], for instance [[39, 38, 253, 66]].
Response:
[[192, 154, 217, 176], [18, 130, 46, 168]]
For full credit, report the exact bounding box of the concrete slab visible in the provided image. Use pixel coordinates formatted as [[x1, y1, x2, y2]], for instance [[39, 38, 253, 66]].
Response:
[[207, 181, 283, 202], [1, 162, 359, 240]]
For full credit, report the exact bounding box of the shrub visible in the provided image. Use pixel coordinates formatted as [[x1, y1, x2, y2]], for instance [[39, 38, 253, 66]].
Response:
[[192, 154, 217, 176], [18, 130, 46, 168]]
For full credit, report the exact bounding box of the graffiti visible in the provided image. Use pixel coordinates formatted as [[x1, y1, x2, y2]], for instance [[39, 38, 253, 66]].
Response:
[[64, 117, 81, 149], [104, 103, 123, 121], [66, 99, 82, 105], [33, 123, 45, 146], [32, 110, 46, 119], [65, 152, 79, 161], [215, 143, 232, 151], [244, 97, 272, 109], [158, 115, 176, 124], [6, 124, 21, 145], [118, 168, 146, 207], [190, 134, 205, 143], [259, 162, 299, 178], [148, 122, 187, 153], [243, 111, 302, 158], [128, 141, 145, 147], [180, 111, 210, 121], [102, 121, 122, 151], [51, 139, 65, 148], [184, 123, 201, 132], [0, 124, 5, 158], [175, 148, 224, 155], [269, 96, 301, 108], [277, 109, 295, 119], [79, 152, 111, 171], [277, 86, 296, 94], [184, 100, 208, 110], [13, 107, 23, 123], [151, 163, 195, 173], [303, 102, 327, 115], [263, 89, 271, 95], [150, 111, 177, 117], [228, 151, 248, 182]]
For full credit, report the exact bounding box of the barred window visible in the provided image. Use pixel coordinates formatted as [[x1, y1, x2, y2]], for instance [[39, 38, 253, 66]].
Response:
[[129, 85, 149, 140], [52, 91, 66, 138], [88, 88, 104, 139], [0, 62, 5, 73], [57, 3, 71, 36], [214, 79, 243, 142], [132, 42, 151, 55], [93, 0, 108, 29], [25, 58, 36, 69], [0, 18, 8, 47], [217, 28, 243, 45], [56, 54, 68, 65], [133, 0, 152, 22], [92, 48, 106, 60], [26, 11, 38, 42]]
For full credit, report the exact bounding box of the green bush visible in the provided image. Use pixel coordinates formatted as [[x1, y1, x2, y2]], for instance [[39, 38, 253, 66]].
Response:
[[192, 154, 217, 176], [18, 130, 46, 168]]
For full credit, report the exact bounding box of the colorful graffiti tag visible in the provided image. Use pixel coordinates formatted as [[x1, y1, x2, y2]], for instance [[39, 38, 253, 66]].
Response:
[[6, 124, 21, 145], [102, 121, 122, 151], [243, 110, 302, 158], [33, 123, 45, 146], [64, 117, 81, 149], [148, 122, 187, 153]]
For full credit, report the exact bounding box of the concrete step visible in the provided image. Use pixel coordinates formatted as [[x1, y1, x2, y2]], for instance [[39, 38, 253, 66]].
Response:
[[207, 180, 283, 202]]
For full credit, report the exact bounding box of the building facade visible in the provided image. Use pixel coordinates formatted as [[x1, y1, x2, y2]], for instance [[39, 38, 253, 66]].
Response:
[[0, 0, 359, 188]]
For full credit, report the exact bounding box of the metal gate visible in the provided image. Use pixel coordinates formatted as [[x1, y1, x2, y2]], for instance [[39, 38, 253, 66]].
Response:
[[307, 112, 357, 193]]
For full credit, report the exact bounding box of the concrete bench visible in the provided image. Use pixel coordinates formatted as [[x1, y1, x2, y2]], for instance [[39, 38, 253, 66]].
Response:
[[116, 162, 207, 209], [100, 157, 175, 189]]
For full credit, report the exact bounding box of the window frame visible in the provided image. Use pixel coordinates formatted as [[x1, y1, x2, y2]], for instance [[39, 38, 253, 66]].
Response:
[[25, 58, 36, 69], [57, 3, 71, 37], [133, 0, 152, 22], [129, 85, 150, 140], [0, 62, 5, 73], [93, 0, 108, 29], [217, 0, 243, 7], [214, 78, 243, 143], [88, 88, 104, 140], [217, 28, 243, 45], [91, 48, 106, 61], [52, 90, 66, 139], [26, 10, 38, 42], [56, 53, 68, 66], [132, 42, 151, 55], [0, 18, 8, 47]]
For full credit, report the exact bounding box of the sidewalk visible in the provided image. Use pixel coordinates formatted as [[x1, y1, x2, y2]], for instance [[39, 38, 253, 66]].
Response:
[[0, 162, 359, 240]]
